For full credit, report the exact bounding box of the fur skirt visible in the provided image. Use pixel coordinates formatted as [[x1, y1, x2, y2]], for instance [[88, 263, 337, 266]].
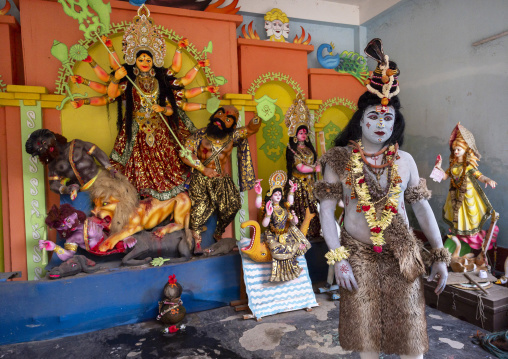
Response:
[[339, 228, 429, 355]]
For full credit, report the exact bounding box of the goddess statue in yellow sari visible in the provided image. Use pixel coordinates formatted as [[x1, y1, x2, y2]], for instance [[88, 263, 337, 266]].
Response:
[[435, 123, 497, 249]]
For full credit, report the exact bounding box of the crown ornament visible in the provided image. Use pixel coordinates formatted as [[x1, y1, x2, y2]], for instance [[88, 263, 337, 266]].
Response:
[[284, 94, 311, 137], [267, 170, 287, 197], [123, 5, 166, 68], [449, 122, 481, 159], [364, 38, 400, 106]]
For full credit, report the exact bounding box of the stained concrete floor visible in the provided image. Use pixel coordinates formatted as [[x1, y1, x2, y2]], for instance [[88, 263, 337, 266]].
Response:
[[0, 293, 496, 359]]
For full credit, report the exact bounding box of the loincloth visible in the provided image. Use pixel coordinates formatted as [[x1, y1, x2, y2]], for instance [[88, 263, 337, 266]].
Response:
[[338, 227, 428, 355], [188, 171, 241, 233]]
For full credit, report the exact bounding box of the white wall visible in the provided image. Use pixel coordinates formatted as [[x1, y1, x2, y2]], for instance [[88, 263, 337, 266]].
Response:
[[365, 0, 508, 245]]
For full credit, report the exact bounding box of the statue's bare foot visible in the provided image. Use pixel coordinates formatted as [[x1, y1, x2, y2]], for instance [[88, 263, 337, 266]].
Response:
[[192, 231, 203, 255], [123, 236, 137, 248]]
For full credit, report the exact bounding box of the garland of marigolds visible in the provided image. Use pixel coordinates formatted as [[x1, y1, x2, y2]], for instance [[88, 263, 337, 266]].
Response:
[[346, 140, 402, 252]]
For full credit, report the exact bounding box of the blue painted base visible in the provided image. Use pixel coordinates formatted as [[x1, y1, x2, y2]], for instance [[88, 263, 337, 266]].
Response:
[[0, 253, 242, 345]]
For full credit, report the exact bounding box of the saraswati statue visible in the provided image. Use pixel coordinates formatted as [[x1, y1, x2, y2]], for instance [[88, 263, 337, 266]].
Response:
[[432, 123, 498, 250]]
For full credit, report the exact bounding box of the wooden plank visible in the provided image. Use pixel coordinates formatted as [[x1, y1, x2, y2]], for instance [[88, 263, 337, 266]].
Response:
[[443, 271, 497, 285], [234, 304, 250, 312]]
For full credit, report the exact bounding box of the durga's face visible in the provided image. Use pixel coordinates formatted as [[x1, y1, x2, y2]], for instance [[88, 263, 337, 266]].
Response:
[[136, 53, 153, 73]]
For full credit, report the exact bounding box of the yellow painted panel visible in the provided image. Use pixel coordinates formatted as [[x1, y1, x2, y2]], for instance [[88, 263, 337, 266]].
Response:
[[15, 93, 40, 100], [318, 105, 355, 153], [223, 93, 252, 100], [23, 100, 37, 106], [6, 85, 48, 94], [0, 99, 19, 107], [0, 93, 14, 99], [41, 101, 62, 109], [254, 81, 296, 198], [40, 94, 65, 101]]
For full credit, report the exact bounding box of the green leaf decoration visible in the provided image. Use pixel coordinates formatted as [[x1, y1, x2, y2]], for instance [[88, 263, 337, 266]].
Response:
[[69, 44, 88, 61], [51, 40, 69, 64], [58, 0, 111, 40], [255, 95, 277, 121], [202, 41, 213, 57], [0, 75, 6, 92], [323, 121, 341, 150], [214, 76, 228, 86], [260, 105, 286, 162], [206, 96, 220, 114], [88, 0, 111, 36], [151, 257, 171, 267]]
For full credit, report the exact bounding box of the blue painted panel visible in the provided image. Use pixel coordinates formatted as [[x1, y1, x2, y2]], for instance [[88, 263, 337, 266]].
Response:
[[0, 253, 241, 345]]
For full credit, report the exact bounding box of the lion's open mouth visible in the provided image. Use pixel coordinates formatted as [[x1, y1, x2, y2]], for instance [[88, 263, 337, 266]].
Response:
[[91, 215, 111, 230]]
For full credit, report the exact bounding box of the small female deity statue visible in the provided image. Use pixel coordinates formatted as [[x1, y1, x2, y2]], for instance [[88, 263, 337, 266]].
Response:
[[434, 123, 497, 249], [70, 5, 217, 200], [254, 171, 311, 282], [284, 96, 322, 239]]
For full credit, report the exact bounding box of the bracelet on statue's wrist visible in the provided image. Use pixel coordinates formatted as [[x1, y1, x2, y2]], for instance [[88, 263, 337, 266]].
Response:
[[111, 77, 120, 84], [59, 185, 66, 194], [83, 98, 91, 105], [195, 161, 205, 173], [54, 245, 65, 255], [64, 243, 78, 252], [325, 246, 350, 265], [422, 247, 451, 267]]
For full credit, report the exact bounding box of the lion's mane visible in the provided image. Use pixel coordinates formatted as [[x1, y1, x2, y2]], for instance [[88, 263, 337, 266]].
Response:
[[89, 171, 139, 234]]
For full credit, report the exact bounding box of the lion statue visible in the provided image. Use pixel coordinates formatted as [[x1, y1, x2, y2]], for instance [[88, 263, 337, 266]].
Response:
[[89, 171, 192, 253]]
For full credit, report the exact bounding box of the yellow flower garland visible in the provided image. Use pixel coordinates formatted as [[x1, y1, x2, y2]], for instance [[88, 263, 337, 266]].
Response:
[[325, 246, 350, 265], [349, 142, 401, 251]]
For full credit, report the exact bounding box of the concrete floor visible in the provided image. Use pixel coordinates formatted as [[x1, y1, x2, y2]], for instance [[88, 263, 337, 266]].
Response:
[[0, 293, 495, 359]]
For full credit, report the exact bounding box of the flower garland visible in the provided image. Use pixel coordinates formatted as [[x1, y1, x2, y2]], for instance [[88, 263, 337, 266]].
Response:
[[347, 141, 402, 252]]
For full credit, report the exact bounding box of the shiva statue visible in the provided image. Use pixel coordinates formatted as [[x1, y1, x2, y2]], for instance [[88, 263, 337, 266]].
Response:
[[180, 106, 261, 253], [314, 38, 450, 359], [433, 123, 497, 250], [255, 171, 311, 282], [285, 95, 322, 239], [264, 8, 289, 42]]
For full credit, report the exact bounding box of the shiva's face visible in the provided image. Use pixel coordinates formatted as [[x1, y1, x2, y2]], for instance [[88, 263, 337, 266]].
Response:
[[360, 105, 395, 145], [136, 53, 153, 73]]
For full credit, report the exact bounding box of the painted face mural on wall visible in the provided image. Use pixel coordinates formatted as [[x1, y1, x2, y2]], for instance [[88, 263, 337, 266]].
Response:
[[360, 105, 395, 145], [264, 8, 290, 42]]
